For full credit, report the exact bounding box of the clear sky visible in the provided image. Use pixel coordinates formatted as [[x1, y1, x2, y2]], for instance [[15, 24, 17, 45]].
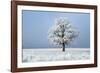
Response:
[[22, 10, 90, 49]]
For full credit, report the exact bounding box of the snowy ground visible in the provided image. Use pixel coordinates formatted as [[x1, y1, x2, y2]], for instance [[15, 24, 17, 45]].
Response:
[[22, 48, 90, 62]]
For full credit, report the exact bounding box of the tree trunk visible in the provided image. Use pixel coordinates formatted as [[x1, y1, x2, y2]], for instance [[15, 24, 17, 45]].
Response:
[[62, 25, 65, 52], [62, 43, 65, 52]]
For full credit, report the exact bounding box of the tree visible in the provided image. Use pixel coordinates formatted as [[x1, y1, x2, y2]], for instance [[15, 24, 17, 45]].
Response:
[[48, 17, 79, 52]]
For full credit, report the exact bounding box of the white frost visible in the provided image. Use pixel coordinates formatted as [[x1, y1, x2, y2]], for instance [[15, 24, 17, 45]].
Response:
[[22, 49, 90, 62], [48, 17, 79, 47]]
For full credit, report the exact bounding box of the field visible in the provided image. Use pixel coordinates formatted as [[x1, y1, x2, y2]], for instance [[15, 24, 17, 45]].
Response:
[[22, 48, 90, 62]]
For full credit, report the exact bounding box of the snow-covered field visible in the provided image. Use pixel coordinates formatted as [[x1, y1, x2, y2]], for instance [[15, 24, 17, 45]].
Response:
[[22, 48, 90, 62]]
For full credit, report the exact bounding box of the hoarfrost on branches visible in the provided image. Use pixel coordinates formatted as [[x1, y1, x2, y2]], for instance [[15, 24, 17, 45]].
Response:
[[48, 17, 79, 51]]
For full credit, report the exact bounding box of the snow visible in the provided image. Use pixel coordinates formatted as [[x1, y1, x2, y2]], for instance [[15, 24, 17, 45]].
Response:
[[22, 48, 90, 62]]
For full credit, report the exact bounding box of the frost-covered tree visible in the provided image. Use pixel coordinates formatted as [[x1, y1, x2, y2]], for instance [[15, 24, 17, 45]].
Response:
[[48, 17, 79, 52]]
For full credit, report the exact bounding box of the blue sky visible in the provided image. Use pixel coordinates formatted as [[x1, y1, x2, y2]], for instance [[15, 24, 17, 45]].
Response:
[[22, 10, 90, 49]]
